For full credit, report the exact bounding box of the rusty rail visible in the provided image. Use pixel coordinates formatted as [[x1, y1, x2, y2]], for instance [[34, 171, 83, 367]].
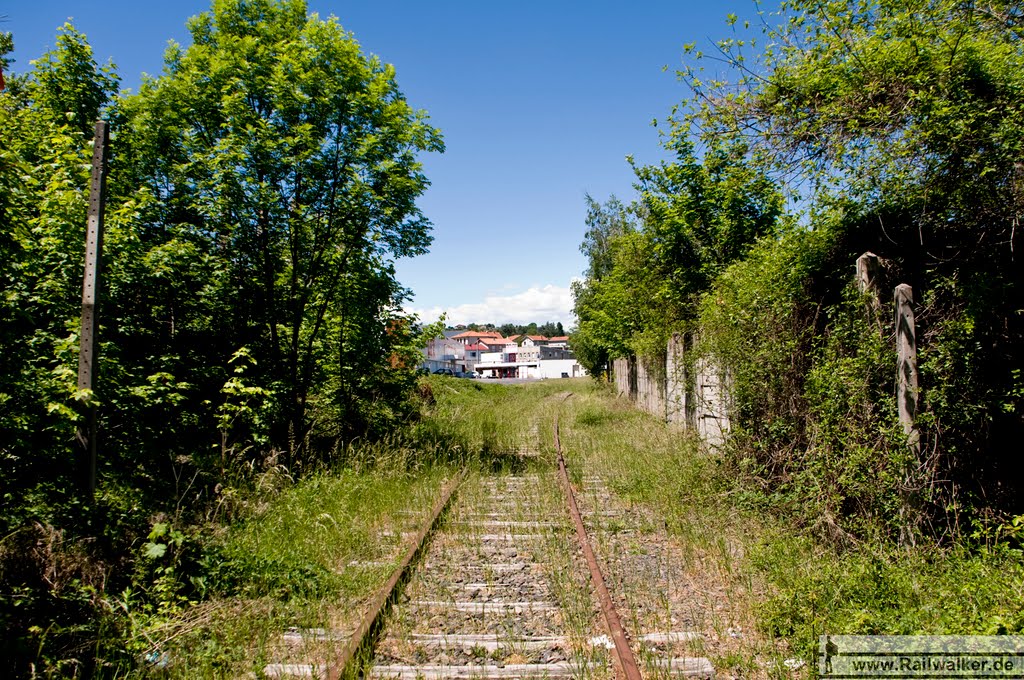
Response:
[[325, 468, 467, 680], [553, 406, 644, 680]]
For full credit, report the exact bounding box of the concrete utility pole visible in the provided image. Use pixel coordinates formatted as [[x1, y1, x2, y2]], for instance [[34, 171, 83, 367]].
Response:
[[77, 120, 109, 501], [857, 251, 886, 338]]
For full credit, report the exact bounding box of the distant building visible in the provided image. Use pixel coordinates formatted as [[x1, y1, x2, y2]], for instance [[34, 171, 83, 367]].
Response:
[[422, 329, 465, 372], [462, 343, 489, 373], [519, 335, 551, 347], [475, 335, 586, 379], [452, 330, 504, 346]]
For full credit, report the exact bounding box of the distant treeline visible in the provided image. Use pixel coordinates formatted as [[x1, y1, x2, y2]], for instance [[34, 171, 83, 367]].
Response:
[[448, 321, 566, 338]]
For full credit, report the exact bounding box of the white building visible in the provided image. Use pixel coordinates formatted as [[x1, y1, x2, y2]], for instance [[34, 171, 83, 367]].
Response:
[[422, 330, 465, 372], [521, 359, 585, 379], [475, 338, 586, 379]]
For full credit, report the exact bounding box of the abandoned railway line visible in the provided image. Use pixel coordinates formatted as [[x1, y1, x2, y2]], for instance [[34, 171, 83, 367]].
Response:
[[261, 395, 715, 680]]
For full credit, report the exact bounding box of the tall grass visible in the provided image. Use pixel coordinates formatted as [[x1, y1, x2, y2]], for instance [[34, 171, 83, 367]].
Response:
[[557, 381, 1024, 676], [120, 376, 573, 676], [118, 466, 450, 677]]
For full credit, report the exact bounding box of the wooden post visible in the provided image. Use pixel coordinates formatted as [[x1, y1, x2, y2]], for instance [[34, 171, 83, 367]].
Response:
[[894, 283, 921, 546], [77, 120, 110, 501]]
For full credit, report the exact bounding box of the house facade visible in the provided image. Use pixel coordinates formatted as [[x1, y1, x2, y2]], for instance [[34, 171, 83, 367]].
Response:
[[474, 335, 586, 379], [422, 330, 466, 372]]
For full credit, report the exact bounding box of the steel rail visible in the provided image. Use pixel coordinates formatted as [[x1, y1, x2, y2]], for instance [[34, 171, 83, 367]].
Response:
[[324, 468, 467, 680], [553, 404, 644, 680]]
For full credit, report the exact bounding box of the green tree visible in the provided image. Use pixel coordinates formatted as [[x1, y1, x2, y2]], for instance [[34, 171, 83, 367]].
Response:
[[28, 23, 118, 136], [631, 137, 783, 324], [0, 24, 122, 674], [0, 23, 119, 527], [672, 0, 1024, 532], [676, 0, 1024, 279], [572, 141, 782, 370], [116, 0, 443, 460], [1, 5, 444, 673], [0, 29, 12, 75], [580, 193, 635, 280]]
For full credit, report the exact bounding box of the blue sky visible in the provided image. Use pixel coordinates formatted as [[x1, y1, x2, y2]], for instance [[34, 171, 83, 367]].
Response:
[[6, 1, 752, 327]]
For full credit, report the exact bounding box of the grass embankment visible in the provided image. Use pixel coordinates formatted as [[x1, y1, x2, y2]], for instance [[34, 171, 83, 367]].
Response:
[[140, 377, 1023, 677], [556, 381, 1024, 677], [135, 377, 568, 677], [126, 467, 450, 677]]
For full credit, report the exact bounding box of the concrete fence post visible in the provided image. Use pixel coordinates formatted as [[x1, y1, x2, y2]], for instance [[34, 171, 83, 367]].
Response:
[[857, 252, 887, 341], [77, 120, 110, 503], [666, 333, 688, 429], [856, 252, 881, 311], [895, 284, 920, 446], [894, 283, 921, 546], [628, 355, 638, 400]]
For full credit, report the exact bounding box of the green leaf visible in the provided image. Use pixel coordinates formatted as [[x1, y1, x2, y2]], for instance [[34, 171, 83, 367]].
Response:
[[143, 542, 167, 560], [148, 522, 168, 540]]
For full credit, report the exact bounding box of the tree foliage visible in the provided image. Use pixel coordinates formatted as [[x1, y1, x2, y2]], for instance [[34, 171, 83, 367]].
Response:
[[0, 3, 442, 673], [113, 0, 442, 455], [572, 138, 783, 369], [679, 0, 1024, 525], [575, 0, 1024, 541]]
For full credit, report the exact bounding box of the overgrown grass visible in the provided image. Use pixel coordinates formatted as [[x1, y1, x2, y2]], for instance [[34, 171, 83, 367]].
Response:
[[76, 375, 1023, 677], [117, 466, 450, 677], [110, 376, 574, 676], [413, 376, 569, 466], [557, 381, 1024, 677]]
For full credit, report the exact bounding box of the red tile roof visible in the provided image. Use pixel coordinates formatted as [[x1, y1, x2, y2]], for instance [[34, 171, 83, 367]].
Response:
[[452, 330, 502, 339], [549, 336, 569, 342]]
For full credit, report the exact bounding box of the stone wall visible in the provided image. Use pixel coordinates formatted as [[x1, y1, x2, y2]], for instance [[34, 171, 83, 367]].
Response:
[[612, 356, 634, 399], [636, 353, 666, 421], [612, 333, 731, 449]]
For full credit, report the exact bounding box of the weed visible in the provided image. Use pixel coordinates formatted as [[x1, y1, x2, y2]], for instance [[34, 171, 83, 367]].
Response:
[[559, 378, 1024, 679]]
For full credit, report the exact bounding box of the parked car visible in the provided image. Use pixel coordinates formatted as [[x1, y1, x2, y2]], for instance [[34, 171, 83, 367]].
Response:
[[432, 368, 455, 376], [458, 371, 480, 379]]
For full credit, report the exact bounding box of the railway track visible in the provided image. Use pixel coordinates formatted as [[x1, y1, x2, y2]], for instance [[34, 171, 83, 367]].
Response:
[[263, 399, 714, 680]]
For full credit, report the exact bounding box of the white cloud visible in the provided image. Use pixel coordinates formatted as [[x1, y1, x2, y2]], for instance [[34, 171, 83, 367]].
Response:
[[408, 284, 575, 327]]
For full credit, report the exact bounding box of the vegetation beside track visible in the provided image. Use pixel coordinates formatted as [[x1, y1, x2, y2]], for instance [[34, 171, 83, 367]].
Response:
[[2, 2, 446, 675], [7, 356, 1021, 679], [17, 375, 1019, 676], [120, 466, 450, 677], [557, 381, 1024, 678], [69, 376, 567, 676]]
